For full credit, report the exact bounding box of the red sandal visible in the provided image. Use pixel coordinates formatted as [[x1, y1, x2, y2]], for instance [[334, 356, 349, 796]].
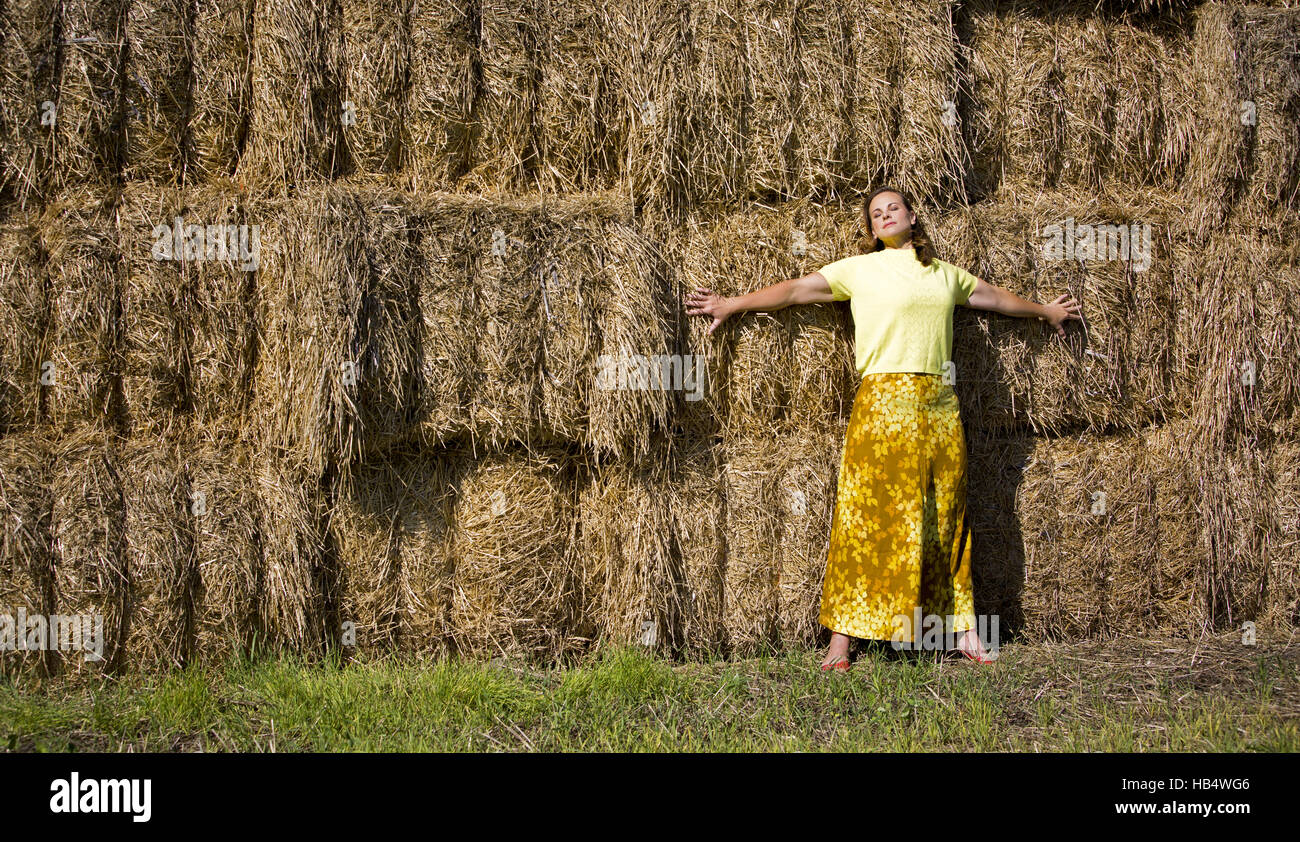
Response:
[[955, 647, 998, 665], [820, 655, 851, 672]]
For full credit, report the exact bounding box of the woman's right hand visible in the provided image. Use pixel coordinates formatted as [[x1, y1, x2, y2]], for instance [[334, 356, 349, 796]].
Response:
[[684, 287, 733, 336]]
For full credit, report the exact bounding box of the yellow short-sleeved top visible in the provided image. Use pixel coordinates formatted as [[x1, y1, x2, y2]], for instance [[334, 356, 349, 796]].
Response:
[[817, 247, 979, 378]]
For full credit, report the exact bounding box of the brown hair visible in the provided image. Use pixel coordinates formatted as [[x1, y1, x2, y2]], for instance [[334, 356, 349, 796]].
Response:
[[858, 186, 937, 267]]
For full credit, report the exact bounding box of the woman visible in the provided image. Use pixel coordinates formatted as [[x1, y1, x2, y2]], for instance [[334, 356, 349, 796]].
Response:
[[685, 187, 1081, 670]]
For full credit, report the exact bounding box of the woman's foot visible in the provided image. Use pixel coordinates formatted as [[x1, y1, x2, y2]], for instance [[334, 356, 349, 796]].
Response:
[[821, 631, 852, 668], [954, 628, 997, 663]]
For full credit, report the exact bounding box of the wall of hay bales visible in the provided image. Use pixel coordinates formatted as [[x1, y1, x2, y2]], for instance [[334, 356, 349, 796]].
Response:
[[0, 0, 1297, 677]]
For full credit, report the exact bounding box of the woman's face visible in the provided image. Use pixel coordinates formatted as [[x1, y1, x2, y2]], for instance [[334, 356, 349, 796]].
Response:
[[868, 192, 916, 243]]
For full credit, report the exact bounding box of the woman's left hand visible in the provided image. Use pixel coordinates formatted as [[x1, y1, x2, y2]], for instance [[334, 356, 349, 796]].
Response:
[[1038, 293, 1082, 338]]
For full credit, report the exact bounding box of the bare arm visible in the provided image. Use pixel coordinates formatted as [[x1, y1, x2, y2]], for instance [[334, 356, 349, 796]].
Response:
[[685, 273, 835, 335], [963, 277, 1082, 338]]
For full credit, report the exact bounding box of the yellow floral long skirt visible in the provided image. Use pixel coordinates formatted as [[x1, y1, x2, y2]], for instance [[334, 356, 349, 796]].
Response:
[[819, 372, 976, 642]]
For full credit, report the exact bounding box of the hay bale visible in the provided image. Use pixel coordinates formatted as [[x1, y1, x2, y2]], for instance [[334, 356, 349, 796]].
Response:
[[341, 0, 411, 174], [410, 193, 476, 444], [331, 446, 457, 656], [964, 428, 1036, 635], [739, 0, 798, 199], [0, 432, 56, 679], [674, 207, 793, 439], [964, 2, 1065, 195], [405, 0, 475, 191], [249, 445, 332, 657], [448, 448, 579, 662], [0, 217, 46, 433], [465, 198, 545, 449], [118, 183, 189, 436], [661, 220, 730, 438], [50, 0, 127, 194], [533, 198, 606, 445], [721, 433, 781, 656], [0, 0, 62, 209], [668, 433, 727, 660], [1021, 190, 1180, 435], [931, 189, 1181, 435], [37, 189, 122, 433], [774, 428, 840, 651], [253, 183, 422, 477], [1184, 2, 1300, 235], [789, 0, 854, 199], [893, 0, 969, 210], [1014, 433, 1123, 640], [185, 179, 257, 424], [586, 215, 676, 462], [190, 425, 262, 662], [241, 0, 347, 188], [599, 0, 689, 217], [1265, 438, 1300, 631], [463, 0, 542, 192], [536, 1, 620, 192], [190, 0, 254, 180], [50, 425, 128, 674], [960, 2, 1192, 197], [574, 443, 683, 656], [1013, 422, 1215, 641], [846, 0, 901, 191], [1176, 218, 1300, 450], [932, 203, 1039, 432], [122, 0, 191, 184], [121, 432, 198, 671], [1188, 441, 1273, 634], [681, 0, 748, 209]]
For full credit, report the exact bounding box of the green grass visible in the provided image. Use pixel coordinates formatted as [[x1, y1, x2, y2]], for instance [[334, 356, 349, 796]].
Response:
[[2, 635, 1297, 752]]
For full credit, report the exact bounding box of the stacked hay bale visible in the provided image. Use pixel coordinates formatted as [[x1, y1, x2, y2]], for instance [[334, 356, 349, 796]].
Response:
[[1183, 2, 1300, 236], [190, 0, 255, 181], [0, 217, 46, 433], [6, 0, 1300, 680], [36, 188, 122, 433], [122, 0, 192, 185], [251, 182, 422, 478], [49, 0, 128, 195], [929, 186, 1185, 436], [189, 425, 264, 663], [668, 434, 728, 660], [0, 432, 56, 679], [447, 448, 580, 661], [971, 419, 1211, 642], [49, 426, 128, 675], [404, 0, 476, 191], [961, 0, 1195, 199], [330, 446, 458, 656], [341, 0, 412, 175], [462, 0, 543, 192], [240, 0, 348, 188], [0, 0, 62, 208], [118, 183, 190, 436], [574, 448, 684, 656], [121, 432, 198, 670]]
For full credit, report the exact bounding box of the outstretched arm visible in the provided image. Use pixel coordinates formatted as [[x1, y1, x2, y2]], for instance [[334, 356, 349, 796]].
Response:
[[963, 277, 1081, 338], [685, 273, 835, 335]]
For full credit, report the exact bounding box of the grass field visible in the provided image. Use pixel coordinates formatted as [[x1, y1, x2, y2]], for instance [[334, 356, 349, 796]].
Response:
[[2, 633, 1296, 752]]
